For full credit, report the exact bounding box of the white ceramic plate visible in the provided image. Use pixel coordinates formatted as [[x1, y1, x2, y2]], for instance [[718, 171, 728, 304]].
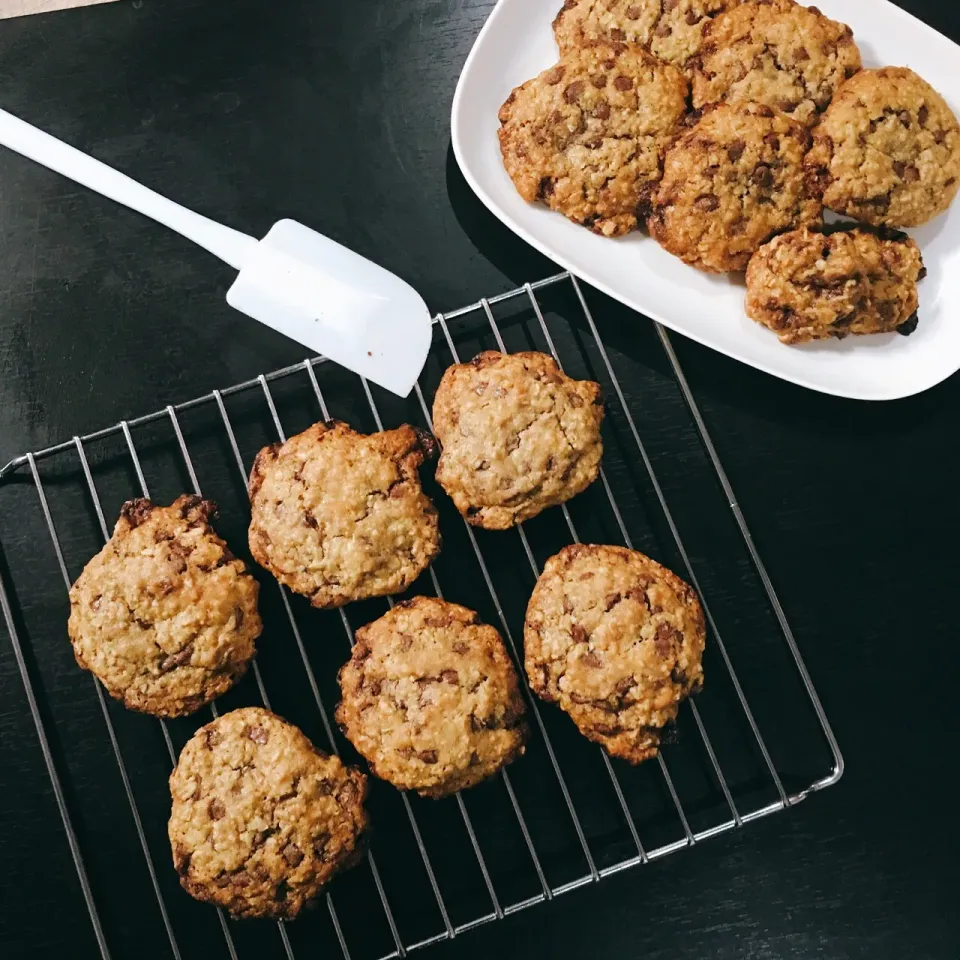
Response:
[[451, 0, 960, 400]]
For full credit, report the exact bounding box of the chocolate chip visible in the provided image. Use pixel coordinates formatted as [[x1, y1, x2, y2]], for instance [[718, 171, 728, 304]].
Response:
[[440, 669, 459, 685], [685, 9, 700, 25], [604, 592, 622, 612], [205, 728, 223, 749], [778, 99, 799, 113], [313, 833, 331, 861], [616, 677, 634, 696], [753, 104, 774, 118], [571, 623, 588, 643], [723, 139, 746, 163], [625, 4, 643, 17], [246, 725, 269, 745], [752, 165, 774, 188], [419, 750, 439, 764], [695, 194, 719, 211], [160, 643, 193, 672], [903, 164, 920, 182], [613, 75, 633, 91], [545, 65, 565, 85], [593, 99, 610, 120], [935, 129, 947, 145], [763, 132, 780, 150], [795, 46, 809, 61], [564, 80, 585, 103], [209, 798, 226, 820], [120, 498, 155, 529], [918, 105, 929, 125], [897, 313, 919, 336], [670, 666, 688, 685], [452, 640, 469, 655], [610, 28, 626, 40], [591, 73, 607, 88], [917, 264, 928, 281], [282, 844, 304, 867], [899, 110, 911, 126], [654, 622, 677, 658], [582, 650, 602, 668], [654, 23, 672, 38]]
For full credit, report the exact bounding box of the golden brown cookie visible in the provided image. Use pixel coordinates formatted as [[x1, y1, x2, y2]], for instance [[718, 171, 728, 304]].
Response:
[[169, 708, 368, 919], [67, 496, 261, 718], [804, 67, 960, 227], [336, 597, 527, 798], [649, 101, 822, 272], [498, 41, 688, 236], [745, 225, 925, 343], [524, 544, 705, 764], [432, 351, 604, 530], [553, 0, 739, 75], [691, 0, 861, 125], [248, 421, 440, 609]]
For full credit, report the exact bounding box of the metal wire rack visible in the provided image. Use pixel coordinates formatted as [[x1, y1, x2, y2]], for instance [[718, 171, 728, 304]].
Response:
[[0, 272, 842, 960]]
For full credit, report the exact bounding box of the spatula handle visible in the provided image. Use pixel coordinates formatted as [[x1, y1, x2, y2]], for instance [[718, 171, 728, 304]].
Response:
[[0, 107, 258, 270]]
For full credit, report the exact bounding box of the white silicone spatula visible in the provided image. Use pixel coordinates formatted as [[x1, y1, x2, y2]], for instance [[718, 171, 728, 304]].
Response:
[[0, 107, 433, 397]]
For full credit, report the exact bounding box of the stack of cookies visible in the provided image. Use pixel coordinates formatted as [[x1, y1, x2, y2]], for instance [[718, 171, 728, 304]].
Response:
[[66, 349, 707, 920], [499, 0, 960, 345]]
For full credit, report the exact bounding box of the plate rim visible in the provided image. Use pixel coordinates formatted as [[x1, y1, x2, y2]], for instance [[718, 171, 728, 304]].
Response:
[[451, 0, 960, 401]]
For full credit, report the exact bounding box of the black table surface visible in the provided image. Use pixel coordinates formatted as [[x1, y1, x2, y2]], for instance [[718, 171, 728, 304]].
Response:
[[1, 2, 958, 958]]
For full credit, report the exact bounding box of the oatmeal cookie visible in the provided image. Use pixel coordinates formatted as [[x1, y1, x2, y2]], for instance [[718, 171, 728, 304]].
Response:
[[169, 708, 368, 919], [553, 0, 739, 75], [67, 496, 261, 718], [648, 101, 822, 272], [524, 544, 705, 764], [804, 67, 960, 227], [248, 421, 440, 609], [745, 225, 925, 343], [498, 40, 688, 236], [691, 0, 861, 125], [432, 351, 604, 530], [336, 597, 527, 798]]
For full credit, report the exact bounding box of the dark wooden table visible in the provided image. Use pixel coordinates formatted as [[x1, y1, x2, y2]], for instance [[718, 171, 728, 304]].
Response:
[[1, 2, 958, 958]]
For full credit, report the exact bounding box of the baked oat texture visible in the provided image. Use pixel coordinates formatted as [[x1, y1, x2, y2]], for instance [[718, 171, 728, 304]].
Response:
[[524, 544, 705, 764], [67, 495, 261, 718], [432, 351, 605, 530], [745, 225, 925, 343], [804, 67, 960, 228], [691, 0, 861, 125], [648, 101, 822, 272], [248, 421, 440, 609], [336, 597, 528, 798], [498, 40, 688, 236], [169, 707, 369, 919], [553, 0, 740, 75]]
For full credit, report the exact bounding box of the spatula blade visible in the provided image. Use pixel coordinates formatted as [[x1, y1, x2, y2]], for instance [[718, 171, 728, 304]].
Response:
[[226, 220, 432, 397]]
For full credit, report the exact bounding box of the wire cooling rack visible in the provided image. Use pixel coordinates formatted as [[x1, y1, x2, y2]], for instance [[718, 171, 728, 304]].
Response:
[[0, 272, 842, 960]]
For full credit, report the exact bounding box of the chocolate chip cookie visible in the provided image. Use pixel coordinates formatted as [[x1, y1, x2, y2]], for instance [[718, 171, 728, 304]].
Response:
[[524, 544, 705, 765], [649, 101, 822, 272], [432, 351, 604, 530], [336, 597, 527, 798], [804, 67, 960, 228], [498, 40, 688, 236], [169, 707, 368, 919], [68, 496, 261, 718], [553, 0, 739, 75], [691, 0, 861, 125], [248, 421, 440, 609], [746, 225, 925, 343]]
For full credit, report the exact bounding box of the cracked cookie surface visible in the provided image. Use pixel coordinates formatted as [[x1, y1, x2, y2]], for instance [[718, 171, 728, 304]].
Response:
[[746, 225, 925, 343], [169, 707, 368, 919], [336, 597, 527, 798], [691, 0, 861, 126], [432, 351, 604, 530], [553, 0, 740, 75], [804, 67, 960, 227], [68, 496, 261, 718], [524, 544, 705, 764], [498, 40, 688, 236], [649, 101, 822, 272], [248, 421, 440, 609]]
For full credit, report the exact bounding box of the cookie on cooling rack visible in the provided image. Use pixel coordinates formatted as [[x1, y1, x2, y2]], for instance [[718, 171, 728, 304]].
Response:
[[648, 101, 822, 272], [690, 0, 861, 125], [169, 707, 369, 920], [67, 495, 261, 718], [247, 420, 440, 609], [498, 40, 688, 236], [336, 597, 527, 798], [524, 544, 705, 765], [804, 67, 960, 228], [432, 351, 604, 530], [553, 0, 739, 76], [745, 225, 926, 343]]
